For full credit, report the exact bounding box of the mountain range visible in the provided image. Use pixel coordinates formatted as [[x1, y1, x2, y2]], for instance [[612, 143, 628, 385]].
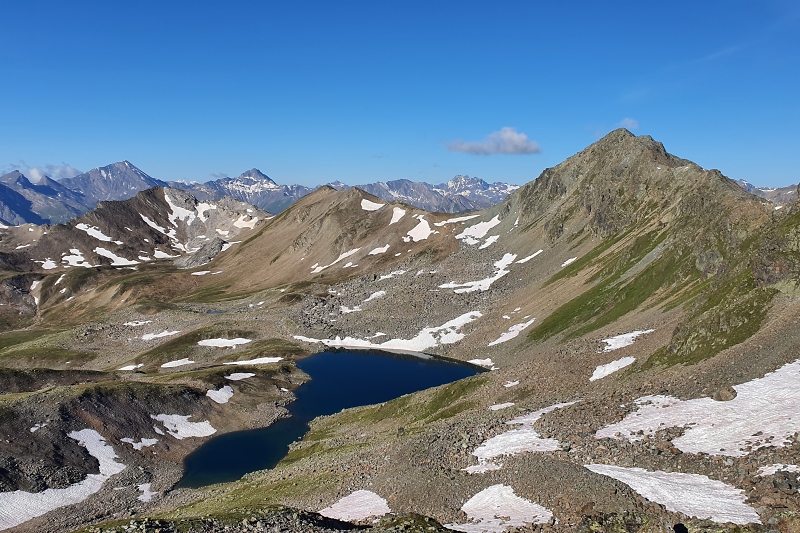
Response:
[[0, 163, 520, 226], [1, 130, 800, 532]]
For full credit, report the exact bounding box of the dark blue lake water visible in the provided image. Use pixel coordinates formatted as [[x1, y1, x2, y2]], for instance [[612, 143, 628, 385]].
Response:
[[177, 350, 481, 488]]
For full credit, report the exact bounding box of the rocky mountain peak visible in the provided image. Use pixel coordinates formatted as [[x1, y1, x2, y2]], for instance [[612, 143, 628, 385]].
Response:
[[236, 168, 277, 185]]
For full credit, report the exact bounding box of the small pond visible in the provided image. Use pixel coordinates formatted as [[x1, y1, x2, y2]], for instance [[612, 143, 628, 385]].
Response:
[[177, 350, 481, 488]]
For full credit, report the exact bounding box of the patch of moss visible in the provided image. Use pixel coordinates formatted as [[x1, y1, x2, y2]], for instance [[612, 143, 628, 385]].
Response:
[[0, 329, 56, 351], [646, 271, 776, 367], [531, 230, 678, 342], [0, 347, 96, 367]]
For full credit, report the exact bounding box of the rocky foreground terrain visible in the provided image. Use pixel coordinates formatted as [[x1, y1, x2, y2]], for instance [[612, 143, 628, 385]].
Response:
[[2, 129, 800, 533]]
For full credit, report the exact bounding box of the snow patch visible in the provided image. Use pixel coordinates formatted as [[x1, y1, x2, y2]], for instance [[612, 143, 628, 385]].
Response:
[[95, 247, 139, 266], [75, 223, 121, 244], [62, 249, 94, 268], [225, 373, 255, 381], [223, 356, 283, 365], [198, 338, 252, 348], [601, 330, 654, 352], [153, 250, 180, 259], [120, 437, 158, 451], [407, 216, 437, 242], [595, 359, 800, 456], [142, 330, 180, 341], [191, 270, 211, 276], [137, 483, 157, 502], [590, 356, 636, 381], [456, 215, 501, 241], [0, 429, 125, 531], [561, 257, 577, 267], [312, 248, 361, 274], [378, 270, 406, 281], [151, 414, 216, 439], [758, 464, 800, 476], [294, 311, 482, 353], [207, 385, 234, 404], [118, 364, 144, 371], [466, 402, 576, 472], [585, 464, 760, 525], [389, 207, 406, 225], [123, 320, 152, 326], [468, 358, 494, 368], [233, 214, 258, 229], [360, 199, 385, 211], [434, 214, 481, 227], [479, 235, 500, 249], [319, 490, 390, 521], [160, 358, 194, 368], [368, 244, 390, 255], [364, 291, 386, 302], [488, 317, 536, 346], [440, 253, 517, 293], [489, 403, 515, 411], [504, 381, 519, 388], [446, 484, 553, 533], [516, 250, 543, 264]]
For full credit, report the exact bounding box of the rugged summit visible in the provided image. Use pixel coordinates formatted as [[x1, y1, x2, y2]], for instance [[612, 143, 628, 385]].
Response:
[[2, 130, 800, 533], [0, 170, 87, 225]]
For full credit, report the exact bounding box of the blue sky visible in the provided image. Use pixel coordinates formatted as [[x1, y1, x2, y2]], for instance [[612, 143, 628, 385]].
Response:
[[1, 1, 798, 187]]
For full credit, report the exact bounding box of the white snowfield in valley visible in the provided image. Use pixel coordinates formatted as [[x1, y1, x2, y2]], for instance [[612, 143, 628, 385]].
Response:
[[311, 248, 361, 274], [489, 402, 515, 411], [601, 329, 654, 352], [440, 253, 517, 294], [445, 484, 553, 533], [585, 465, 761, 525], [142, 330, 180, 341], [198, 338, 252, 348], [294, 311, 482, 353], [0, 429, 125, 531], [468, 358, 494, 368], [151, 414, 216, 439], [160, 358, 194, 368], [488, 317, 536, 346], [207, 385, 234, 404], [119, 363, 144, 371], [596, 359, 800, 457], [560, 257, 577, 267], [223, 356, 283, 365], [360, 199, 385, 211], [589, 356, 636, 381], [464, 402, 576, 474], [319, 490, 391, 521]]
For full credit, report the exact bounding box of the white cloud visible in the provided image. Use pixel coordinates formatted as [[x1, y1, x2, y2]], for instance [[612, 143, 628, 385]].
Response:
[[2, 161, 82, 183], [618, 118, 639, 130], [447, 127, 541, 155]]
